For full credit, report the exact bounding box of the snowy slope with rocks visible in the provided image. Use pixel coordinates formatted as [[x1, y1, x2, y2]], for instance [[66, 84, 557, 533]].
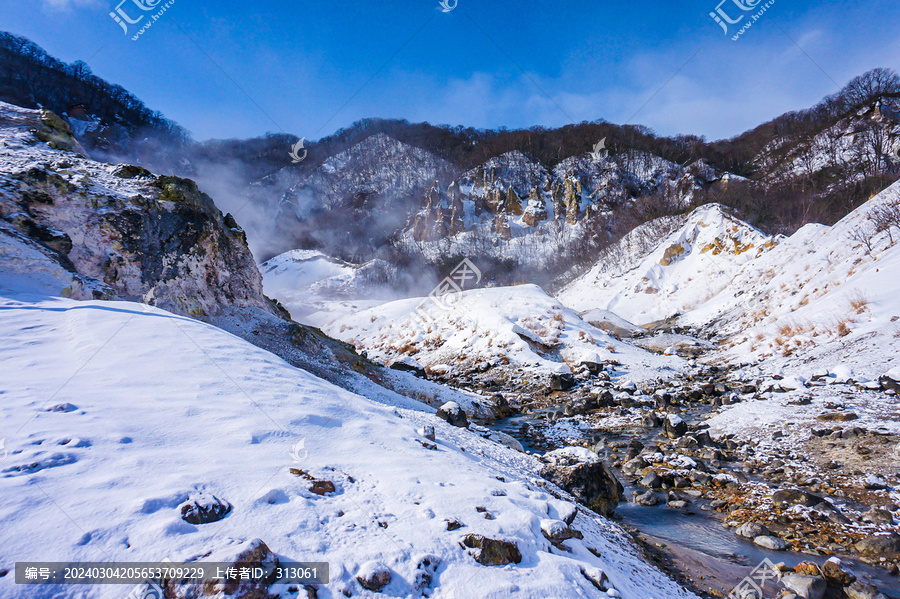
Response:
[[0, 291, 697, 599], [323, 284, 684, 385], [559, 204, 780, 325], [683, 180, 900, 377]]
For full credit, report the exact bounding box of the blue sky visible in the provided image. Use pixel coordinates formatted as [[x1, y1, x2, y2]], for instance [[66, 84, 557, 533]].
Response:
[[3, 0, 899, 141]]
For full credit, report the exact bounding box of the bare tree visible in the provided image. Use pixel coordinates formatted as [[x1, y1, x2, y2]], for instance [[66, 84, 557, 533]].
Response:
[[848, 225, 876, 255], [871, 198, 900, 245]]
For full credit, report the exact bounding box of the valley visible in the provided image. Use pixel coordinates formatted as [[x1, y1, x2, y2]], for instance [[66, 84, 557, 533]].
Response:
[[2, 29, 900, 599]]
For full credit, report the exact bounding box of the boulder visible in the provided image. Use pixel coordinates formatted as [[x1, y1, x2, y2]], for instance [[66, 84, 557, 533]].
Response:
[[821, 557, 856, 586], [356, 561, 391, 592], [753, 535, 787, 551], [854, 533, 900, 555], [550, 373, 577, 391], [539, 449, 623, 516], [640, 471, 663, 489], [735, 522, 769, 539], [309, 480, 335, 496], [389, 356, 425, 377], [539, 519, 583, 543], [490, 393, 513, 418], [663, 415, 688, 439], [633, 491, 659, 506], [781, 574, 825, 599], [436, 402, 469, 428], [462, 534, 522, 566], [180, 492, 232, 525], [772, 489, 824, 508], [845, 581, 888, 599]]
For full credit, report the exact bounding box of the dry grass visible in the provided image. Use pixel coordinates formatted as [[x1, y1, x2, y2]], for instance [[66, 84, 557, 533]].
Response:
[[834, 320, 851, 337], [848, 291, 869, 315]]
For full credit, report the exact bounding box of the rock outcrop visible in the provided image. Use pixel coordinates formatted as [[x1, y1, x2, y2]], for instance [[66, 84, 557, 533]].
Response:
[[539, 447, 623, 515]]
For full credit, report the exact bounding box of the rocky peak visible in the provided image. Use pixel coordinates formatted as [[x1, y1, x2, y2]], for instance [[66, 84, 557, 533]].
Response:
[[0, 101, 274, 319]]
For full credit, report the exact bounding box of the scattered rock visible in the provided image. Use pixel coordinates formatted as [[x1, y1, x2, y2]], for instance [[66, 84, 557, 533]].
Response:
[[772, 489, 824, 508], [816, 412, 859, 422], [735, 522, 769, 539], [462, 534, 522, 566], [356, 561, 391, 592], [550, 373, 577, 391], [663, 414, 688, 439], [854, 533, 900, 555], [180, 492, 232, 524], [309, 480, 336, 496], [420, 425, 436, 442], [781, 573, 825, 599], [821, 557, 856, 586], [436, 402, 469, 428], [753, 535, 787, 551], [845, 581, 888, 599]]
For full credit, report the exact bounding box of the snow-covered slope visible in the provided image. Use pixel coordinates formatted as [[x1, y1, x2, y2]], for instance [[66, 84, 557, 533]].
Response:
[[260, 249, 397, 326], [0, 291, 696, 599], [684, 180, 900, 375], [559, 204, 780, 325], [323, 284, 683, 384]]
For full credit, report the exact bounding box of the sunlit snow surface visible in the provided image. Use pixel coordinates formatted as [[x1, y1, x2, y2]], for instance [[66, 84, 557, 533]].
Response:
[[0, 291, 697, 599]]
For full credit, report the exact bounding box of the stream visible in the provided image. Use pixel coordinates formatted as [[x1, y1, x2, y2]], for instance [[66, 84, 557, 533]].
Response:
[[490, 403, 900, 598]]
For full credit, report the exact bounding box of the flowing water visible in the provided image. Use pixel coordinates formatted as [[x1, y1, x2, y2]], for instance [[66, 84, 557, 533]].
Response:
[[490, 409, 900, 597]]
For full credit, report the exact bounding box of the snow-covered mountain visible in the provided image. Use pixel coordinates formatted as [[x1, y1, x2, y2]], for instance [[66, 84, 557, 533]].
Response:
[[559, 204, 781, 325], [562, 181, 900, 377]]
